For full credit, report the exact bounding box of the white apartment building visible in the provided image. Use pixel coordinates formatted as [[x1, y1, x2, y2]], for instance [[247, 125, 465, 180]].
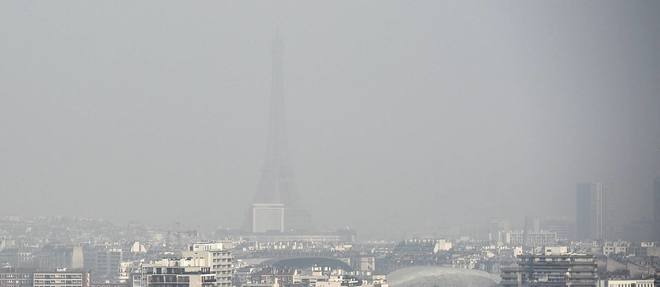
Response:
[[182, 242, 233, 287]]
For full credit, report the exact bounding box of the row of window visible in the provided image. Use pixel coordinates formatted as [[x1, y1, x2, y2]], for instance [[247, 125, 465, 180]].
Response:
[[34, 280, 82, 284]]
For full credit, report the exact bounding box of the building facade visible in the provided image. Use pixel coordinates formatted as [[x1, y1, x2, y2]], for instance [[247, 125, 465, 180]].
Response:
[[33, 270, 91, 287], [1, 268, 90, 287], [84, 246, 122, 283], [605, 279, 654, 287], [182, 243, 232, 287], [500, 253, 598, 287], [139, 260, 215, 287], [506, 230, 558, 247], [0, 268, 32, 287]]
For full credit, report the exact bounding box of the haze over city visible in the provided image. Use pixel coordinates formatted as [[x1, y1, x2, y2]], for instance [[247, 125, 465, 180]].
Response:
[[1, 1, 659, 240]]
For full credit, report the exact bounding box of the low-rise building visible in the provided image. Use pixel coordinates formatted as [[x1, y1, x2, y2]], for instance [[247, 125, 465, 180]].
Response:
[[139, 259, 216, 287], [603, 241, 630, 256], [1, 267, 90, 287], [0, 268, 33, 287], [604, 279, 655, 287], [506, 231, 557, 247], [33, 270, 91, 287]]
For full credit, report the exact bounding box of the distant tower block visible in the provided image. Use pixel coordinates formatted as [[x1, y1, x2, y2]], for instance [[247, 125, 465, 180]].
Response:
[[576, 182, 606, 241], [71, 246, 84, 269], [654, 177, 660, 241]]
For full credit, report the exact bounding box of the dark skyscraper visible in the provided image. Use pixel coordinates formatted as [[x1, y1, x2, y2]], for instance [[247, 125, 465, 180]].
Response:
[[575, 182, 605, 241], [654, 177, 660, 241], [248, 31, 310, 233]]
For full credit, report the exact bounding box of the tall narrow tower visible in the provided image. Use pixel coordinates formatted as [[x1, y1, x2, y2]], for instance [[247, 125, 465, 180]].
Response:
[[254, 32, 294, 205], [654, 177, 660, 241], [249, 32, 310, 233], [575, 182, 606, 241]]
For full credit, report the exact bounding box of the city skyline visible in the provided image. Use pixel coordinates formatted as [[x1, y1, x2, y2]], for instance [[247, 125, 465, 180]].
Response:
[[0, 1, 659, 239], [2, 2, 660, 287]]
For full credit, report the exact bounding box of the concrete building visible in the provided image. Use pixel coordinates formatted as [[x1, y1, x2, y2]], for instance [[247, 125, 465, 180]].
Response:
[[358, 257, 375, 272], [433, 240, 453, 252], [541, 218, 573, 242], [602, 241, 630, 256], [542, 246, 568, 256], [83, 247, 122, 283], [182, 243, 232, 287], [99, 249, 122, 282], [251, 204, 285, 233], [33, 270, 91, 287], [0, 249, 34, 269], [500, 252, 598, 287], [35, 246, 78, 271], [654, 177, 660, 241], [118, 262, 132, 284], [1, 268, 91, 287], [139, 259, 216, 287], [91, 283, 128, 287], [576, 182, 606, 241], [129, 243, 146, 254], [506, 230, 557, 247], [71, 248, 83, 270], [605, 279, 654, 287], [0, 267, 33, 287]]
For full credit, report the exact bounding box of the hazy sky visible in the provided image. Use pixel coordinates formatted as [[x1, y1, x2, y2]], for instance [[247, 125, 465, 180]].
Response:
[[1, 1, 659, 239]]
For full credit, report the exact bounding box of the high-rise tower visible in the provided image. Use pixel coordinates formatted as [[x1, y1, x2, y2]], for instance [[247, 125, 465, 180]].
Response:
[[575, 182, 606, 241], [653, 177, 660, 241], [249, 32, 310, 233]]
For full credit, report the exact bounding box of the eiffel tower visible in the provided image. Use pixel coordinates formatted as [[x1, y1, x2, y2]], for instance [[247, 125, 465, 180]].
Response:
[[248, 31, 311, 233]]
